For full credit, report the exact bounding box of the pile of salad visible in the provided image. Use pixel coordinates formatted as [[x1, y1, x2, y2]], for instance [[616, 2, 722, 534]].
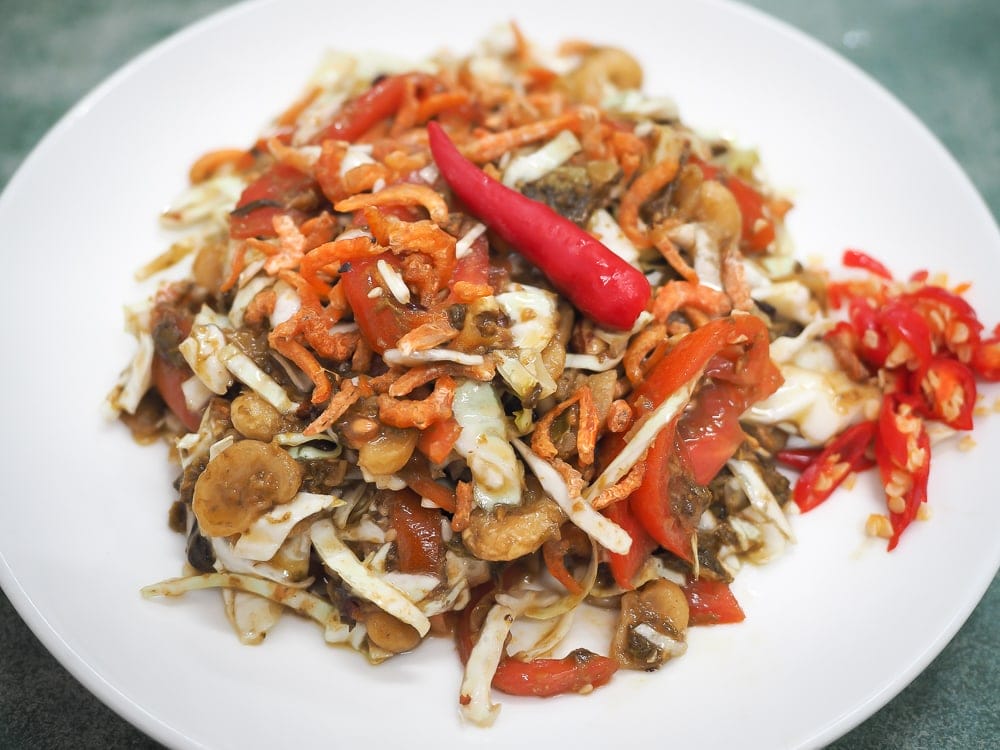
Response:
[[107, 25, 999, 725]]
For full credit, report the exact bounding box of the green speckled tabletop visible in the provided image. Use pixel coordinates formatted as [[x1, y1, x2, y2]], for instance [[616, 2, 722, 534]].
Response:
[[1, 1, 997, 747]]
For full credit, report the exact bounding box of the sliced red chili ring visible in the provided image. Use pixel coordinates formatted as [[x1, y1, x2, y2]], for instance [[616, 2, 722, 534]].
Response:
[[793, 420, 877, 512]]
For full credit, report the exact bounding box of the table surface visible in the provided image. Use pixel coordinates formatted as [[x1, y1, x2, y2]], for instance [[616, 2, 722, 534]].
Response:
[[1, 1, 998, 747]]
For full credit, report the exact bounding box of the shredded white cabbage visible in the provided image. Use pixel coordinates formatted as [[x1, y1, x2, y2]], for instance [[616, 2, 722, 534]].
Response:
[[588, 209, 640, 268], [495, 284, 558, 351], [584, 370, 702, 504], [502, 129, 581, 187], [223, 589, 284, 645], [459, 600, 519, 727], [726, 459, 794, 541], [452, 380, 523, 509], [455, 222, 486, 259], [218, 343, 299, 414], [310, 519, 430, 637], [235, 492, 343, 562], [142, 572, 348, 643], [512, 438, 631, 555], [383, 348, 485, 367]]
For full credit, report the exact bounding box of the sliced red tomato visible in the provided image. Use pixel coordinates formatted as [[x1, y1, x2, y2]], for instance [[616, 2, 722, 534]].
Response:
[[627, 426, 697, 563], [339, 253, 438, 353], [313, 74, 408, 144], [455, 583, 618, 697], [230, 163, 314, 239], [683, 578, 745, 625], [603, 500, 658, 590], [612, 315, 780, 566], [677, 380, 752, 486], [416, 416, 462, 465], [491, 650, 618, 697], [151, 354, 201, 433], [387, 489, 444, 575]]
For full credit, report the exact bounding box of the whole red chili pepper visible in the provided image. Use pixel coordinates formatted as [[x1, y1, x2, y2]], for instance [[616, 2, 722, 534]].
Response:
[[426, 121, 651, 330]]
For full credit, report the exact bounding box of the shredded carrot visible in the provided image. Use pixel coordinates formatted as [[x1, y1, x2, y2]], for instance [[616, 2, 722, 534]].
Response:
[[263, 214, 308, 275], [276, 84, 321, 127], [451, 481, 473, 532], [610, 130, 648, 180], [650, 223, 699, 283], [414, 91, 470, 124], [591, 459, 646, 510], [244, 288, 277, 326], [417, 416, 462, 465], [300, 235, 383, 293], [531, 386, 599, 466], [623, 322, 667, 385], [335, 183, 450, 224], [188, 148, 253, 184], [650, 280, 731, 323], [383, 149, 430, 175], [266, 136, 317, 176], [463, 111, 583, 163], [377, 376, 456, 430], [219, 243, 249, 293], [342, 162, 389, 194], [396, 319, 459, 355], [542, 537, 584, 595], [605, 399, 633, 433], [267, 333, 330, 404], [617, 138, 684, 249], [304, 380, 361, 436]]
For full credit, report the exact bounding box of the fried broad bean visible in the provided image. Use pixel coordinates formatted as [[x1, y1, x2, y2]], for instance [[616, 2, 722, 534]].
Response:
[[191, 238, 227, 293], [694, 180, 742, 245], [611, 578, 689, 670], [561, 47, 644, 104], [461, 493, 564, 562], [365, 610, 422, 654], [230, 391, 288, 441], [192, 439, 303, 537], [357, 426, 419, 476]]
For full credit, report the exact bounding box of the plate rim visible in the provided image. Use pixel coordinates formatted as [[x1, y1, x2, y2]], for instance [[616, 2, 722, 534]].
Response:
[[1, 1, 998, 748]]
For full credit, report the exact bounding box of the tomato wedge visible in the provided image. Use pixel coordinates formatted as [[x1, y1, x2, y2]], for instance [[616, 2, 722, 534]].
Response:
[[683, 578, 745, 625], [388, 489, 444, 575], [604, 498, 659, 590], [229, 163, 314, 239], [314, 74, 408, 143], [455, 584, 618, 697], [339, 253, 439, 353], [605, 315, 781, 571], [491, 650, 618, 697]]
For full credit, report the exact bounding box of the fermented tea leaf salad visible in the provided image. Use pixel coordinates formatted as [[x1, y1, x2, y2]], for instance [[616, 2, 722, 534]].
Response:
[[106, 25, 998, 725]]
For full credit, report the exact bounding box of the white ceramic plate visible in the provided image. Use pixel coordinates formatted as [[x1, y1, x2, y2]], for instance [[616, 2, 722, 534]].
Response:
[[1, 1, 998, 748]]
